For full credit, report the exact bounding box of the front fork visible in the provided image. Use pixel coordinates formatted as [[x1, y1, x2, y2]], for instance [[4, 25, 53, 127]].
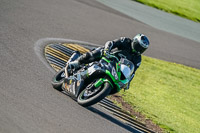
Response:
[[94, 78, 113, 88]]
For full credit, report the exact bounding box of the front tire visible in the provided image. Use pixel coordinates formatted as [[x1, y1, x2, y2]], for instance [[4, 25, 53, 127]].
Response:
[[51, 68, 65, 91], [77, 81, 111, 107]]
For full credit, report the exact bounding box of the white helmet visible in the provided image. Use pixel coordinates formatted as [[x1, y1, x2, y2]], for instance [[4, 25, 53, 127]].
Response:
[[132, 34, 150, 55]]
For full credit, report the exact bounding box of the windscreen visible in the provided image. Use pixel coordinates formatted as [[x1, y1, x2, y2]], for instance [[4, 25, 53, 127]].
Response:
[[120, 58, 134, 76]]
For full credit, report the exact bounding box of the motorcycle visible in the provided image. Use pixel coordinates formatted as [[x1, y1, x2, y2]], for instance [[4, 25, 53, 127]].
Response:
[[51, 50, 134, 107]]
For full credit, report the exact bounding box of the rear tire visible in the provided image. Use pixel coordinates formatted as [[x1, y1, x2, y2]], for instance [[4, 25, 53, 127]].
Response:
[[51, 68, 65, 91], [77, 81, 111, 107]]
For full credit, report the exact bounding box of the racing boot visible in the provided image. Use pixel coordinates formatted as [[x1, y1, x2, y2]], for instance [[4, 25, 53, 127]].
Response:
[[68, 60, 80, 70]]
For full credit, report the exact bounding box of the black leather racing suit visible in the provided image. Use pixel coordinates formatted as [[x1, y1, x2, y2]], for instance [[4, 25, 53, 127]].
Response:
[[76, 37, 142, 89]]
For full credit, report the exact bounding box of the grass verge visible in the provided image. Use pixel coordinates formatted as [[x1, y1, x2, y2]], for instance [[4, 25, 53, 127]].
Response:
[[134, 0, 200, 22], [119, 56, 200, 133]]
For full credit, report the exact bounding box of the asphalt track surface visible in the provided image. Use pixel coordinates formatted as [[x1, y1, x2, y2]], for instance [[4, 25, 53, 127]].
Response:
[[98, 0, 200, 43], [0, 0, 200, 133]]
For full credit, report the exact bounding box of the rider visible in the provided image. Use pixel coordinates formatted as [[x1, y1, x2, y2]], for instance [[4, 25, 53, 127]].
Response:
[[68, 34, 150, 90]]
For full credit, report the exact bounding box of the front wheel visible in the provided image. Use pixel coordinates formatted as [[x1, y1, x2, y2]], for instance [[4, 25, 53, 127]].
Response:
[[51, 68, 65, 91], [77, 80, 111, 107]]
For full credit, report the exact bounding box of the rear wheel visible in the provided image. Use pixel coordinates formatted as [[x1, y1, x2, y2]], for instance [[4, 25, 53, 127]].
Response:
[[77, 79, 111, 107], [51, 68, 65, 91]]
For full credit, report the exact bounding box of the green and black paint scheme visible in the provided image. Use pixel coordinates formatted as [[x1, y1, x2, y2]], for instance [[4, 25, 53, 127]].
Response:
[[52, 51, 134, 107]]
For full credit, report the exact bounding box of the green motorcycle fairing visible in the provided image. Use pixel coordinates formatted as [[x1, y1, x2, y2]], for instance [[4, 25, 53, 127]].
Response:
[[92, 57, 130, 93]]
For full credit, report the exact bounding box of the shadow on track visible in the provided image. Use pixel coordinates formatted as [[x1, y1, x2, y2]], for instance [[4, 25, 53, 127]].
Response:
[[38, 40, 153, 133], [86, 106, 142, 133]]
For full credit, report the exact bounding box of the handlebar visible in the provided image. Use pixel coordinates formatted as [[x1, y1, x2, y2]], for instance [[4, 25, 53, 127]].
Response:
[[104, 53, 119, 62]]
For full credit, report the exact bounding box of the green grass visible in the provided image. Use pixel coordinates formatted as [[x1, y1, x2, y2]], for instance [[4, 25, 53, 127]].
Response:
[[134, 0, 200, 22], [119, 56, 200, 133]]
